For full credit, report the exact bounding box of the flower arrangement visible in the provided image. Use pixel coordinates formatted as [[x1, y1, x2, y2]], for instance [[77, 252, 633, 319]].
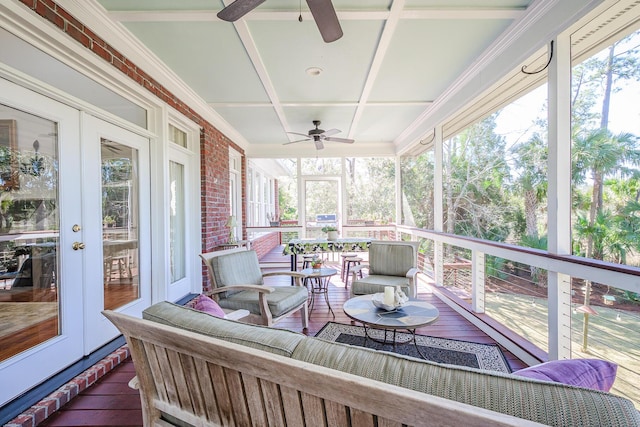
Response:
[[310, 255, 323, 269], [321, 225, 337, 233]]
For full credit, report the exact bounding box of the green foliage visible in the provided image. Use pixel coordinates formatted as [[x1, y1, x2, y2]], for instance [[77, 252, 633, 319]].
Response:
[[485, 255, 508, 280], [443, 114, 514, 241], [346, 157, 395, 223]]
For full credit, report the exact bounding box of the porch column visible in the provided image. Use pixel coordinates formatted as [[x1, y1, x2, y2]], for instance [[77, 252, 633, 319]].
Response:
[[433, 126, 444, 285], [547, 33, 573, 361]]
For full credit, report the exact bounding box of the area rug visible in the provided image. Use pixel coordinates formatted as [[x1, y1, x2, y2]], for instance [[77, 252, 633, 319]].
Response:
[[316, 322, 511, 373], [0, 302, 58, 339]]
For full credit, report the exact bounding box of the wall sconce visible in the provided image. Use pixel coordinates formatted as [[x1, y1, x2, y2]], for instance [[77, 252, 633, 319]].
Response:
[[226, 215, 237, 244]]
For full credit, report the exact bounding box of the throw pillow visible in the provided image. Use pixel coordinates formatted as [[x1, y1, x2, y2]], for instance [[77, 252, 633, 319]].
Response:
[[513, 359, 617, 392], [193, 294, 226, 318]]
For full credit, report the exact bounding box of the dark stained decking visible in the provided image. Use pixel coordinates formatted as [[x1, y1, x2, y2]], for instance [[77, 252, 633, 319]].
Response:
[[38, 245, 526, 426]]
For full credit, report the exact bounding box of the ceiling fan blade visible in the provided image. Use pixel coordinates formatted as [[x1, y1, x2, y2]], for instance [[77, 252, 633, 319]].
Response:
[[314, 140, 325, 150], [324, 137, 354, 144], [283, 139, 309, 145], [321, 128, 340, 137], [286, 131, 312, 138], [217, 0, 265, 22], [306, 0, 343, 43]]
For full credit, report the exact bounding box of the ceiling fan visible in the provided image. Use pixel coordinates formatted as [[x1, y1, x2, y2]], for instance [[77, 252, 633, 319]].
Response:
[[285, 120, 354, 150], [217, 0, 343, 43]]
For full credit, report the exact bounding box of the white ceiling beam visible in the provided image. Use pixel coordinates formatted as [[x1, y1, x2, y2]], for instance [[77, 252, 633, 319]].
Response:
[[208, 101, 432, 108], [347, 0, 406, 140], [224, 4, 292, 143], [108, 9, 525, 23]]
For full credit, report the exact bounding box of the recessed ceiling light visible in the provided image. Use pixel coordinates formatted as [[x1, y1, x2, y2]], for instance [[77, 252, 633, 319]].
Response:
[[306, 67, 323, 76]]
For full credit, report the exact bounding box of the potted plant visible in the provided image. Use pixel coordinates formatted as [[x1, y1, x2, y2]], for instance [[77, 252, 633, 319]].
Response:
[[310, 255, 323, 270], [321, 225, 339, 241], [267, 212, 280, 227]]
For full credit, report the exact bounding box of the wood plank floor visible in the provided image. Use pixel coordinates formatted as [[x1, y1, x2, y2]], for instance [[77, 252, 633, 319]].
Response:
[[38, 245, 526, 426]]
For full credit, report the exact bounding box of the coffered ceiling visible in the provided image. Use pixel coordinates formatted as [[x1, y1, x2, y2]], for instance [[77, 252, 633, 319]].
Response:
[[94, 0, 534, 157]]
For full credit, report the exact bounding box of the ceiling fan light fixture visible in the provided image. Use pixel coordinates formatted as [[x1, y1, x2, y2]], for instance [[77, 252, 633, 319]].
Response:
[[306, 67, 323, 76]]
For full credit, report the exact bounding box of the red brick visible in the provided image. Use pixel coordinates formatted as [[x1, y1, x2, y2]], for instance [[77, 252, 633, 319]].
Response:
[[66, 23, 90, 48], [35, 398, 57, 417], [35, 2, 63, 29], [19, 0, 36, 9], [91, 42, 111, 62], [56, 6, 82, 30]]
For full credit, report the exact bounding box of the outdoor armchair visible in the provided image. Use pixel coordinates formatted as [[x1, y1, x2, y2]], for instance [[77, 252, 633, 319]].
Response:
[[349, 240, 420, 298], [199, 248, 309, 329]]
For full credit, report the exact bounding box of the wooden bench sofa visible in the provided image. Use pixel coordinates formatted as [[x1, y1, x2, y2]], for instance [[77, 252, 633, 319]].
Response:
[[104, 302, 640, 427]]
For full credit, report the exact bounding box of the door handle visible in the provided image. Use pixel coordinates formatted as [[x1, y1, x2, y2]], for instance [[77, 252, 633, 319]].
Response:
[[72, 242, 86, 250]]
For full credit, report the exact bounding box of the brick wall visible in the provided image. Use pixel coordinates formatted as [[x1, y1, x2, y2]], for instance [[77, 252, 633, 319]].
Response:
[[250, 232, 281, 259], [17, 0, 242, 253]]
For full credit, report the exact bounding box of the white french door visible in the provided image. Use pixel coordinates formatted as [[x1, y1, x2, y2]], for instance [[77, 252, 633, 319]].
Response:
[[0, 79, 84, 405], [0, 79, 152, 405], [81, 114, 151, 353]]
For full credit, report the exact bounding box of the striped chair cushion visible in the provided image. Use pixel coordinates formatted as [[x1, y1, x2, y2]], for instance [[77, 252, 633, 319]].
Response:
[[142, 301, 305, 357], [292, 336, 640, 427], [218, 286, 308, 317], [368, 242, 415, 276], [208, 250, 264, 296], [350, 275, 410, 296]]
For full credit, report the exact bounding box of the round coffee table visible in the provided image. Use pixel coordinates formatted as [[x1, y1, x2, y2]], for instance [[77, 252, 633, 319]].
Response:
[[300, 267, 338, 317], [342, 294, 439, 357]]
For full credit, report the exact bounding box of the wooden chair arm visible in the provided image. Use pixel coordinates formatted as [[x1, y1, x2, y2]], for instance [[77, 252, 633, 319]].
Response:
[[262, 271, 307, 279], [406, 267, 419, 278], [208, 285, 275, 294], [262, 271, 307, 286], [350, 264, 369, 274]]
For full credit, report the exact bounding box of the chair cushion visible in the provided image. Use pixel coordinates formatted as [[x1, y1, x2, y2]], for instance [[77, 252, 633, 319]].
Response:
[[142, 301, 305, 357], [219, 286, 308, 317], [513, 359, 617, 392], [368, 243, 415, 277], [351, 275, 410, 296], [208, 250, 264, 295], [292, 337, 640, 427]]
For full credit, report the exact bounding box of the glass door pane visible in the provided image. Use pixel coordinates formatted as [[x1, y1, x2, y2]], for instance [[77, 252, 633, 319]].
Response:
[[101, 139, 139, 310], [0, 104, 59, 362], [304, 179, 339, 239], [169, 161, 185, 282]]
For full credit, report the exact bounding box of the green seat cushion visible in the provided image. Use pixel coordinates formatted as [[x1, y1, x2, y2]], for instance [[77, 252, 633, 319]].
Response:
[[292, 337, 640, 427], [208, 250, 264, 296], [142, 301, 304, 357], [351, 275, 410, 296], [369, 243, 415, 276], [218, 286, 308, 317]]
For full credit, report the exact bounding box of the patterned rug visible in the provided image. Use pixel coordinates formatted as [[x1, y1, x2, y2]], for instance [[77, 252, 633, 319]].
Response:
[[316, 322, 511, 373]]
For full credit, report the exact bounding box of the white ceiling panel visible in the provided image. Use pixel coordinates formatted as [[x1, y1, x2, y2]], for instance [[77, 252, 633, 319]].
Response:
[[214, 106, 284, 144], [357, 104, 431, 143], [95, 0, 535, 156], [369, 18, 513, 102], [122, 21, 269, 103], [250, 19, 384, 103]]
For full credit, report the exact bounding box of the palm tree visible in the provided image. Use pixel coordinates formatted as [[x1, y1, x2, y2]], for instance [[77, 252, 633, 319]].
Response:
[[572, 129, 640, 351]]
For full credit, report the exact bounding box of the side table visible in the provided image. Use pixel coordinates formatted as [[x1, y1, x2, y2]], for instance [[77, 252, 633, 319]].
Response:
[[300, 267, 337, 318]]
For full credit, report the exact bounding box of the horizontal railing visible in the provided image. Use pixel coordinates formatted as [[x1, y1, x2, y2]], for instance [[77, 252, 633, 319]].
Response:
[[397, 225, 640, 407]]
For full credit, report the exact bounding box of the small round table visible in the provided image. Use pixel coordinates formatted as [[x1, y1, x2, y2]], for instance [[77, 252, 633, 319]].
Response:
[[342, 294, 439, 357], [300, 267, 338, 317]]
